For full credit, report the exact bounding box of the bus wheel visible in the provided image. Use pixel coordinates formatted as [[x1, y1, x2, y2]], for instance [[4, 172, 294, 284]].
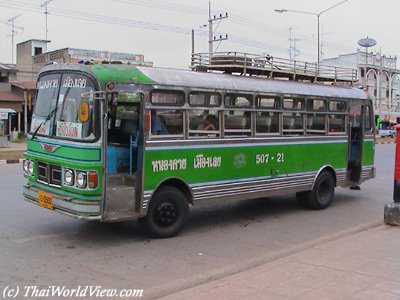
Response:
[[139, 186, 189, 238], [307, 170, 335, 210]]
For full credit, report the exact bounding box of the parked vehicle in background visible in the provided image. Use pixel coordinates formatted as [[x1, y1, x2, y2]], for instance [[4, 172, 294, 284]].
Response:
[[378, 127, 396, 138]]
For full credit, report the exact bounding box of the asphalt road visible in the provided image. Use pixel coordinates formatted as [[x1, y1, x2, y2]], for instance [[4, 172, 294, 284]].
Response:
[[0, 144, 395, 298]]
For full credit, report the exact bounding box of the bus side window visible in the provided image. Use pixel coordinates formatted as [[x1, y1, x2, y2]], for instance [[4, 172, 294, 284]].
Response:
[[188, 109, 219, 137], [328, 114, 346, 133], [150, 109, 183, 137], [307, 114, 326, 135], [188, 91, 221, 138], [224, 110, 252, 136], [224, 94, 252, 137], [283, 112, 304, 135], [256, 112, 279, 134]]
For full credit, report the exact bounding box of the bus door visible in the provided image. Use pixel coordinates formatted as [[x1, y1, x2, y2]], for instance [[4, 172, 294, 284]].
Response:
[[102, 92, 143, 221], [347, 102, 364, 183]]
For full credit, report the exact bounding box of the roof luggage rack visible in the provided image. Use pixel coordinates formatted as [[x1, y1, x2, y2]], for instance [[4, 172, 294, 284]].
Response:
[[191, 52, 357, 84]]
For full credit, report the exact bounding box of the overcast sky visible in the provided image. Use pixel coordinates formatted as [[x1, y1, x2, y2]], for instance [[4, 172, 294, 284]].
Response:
[[0, 0, 397, 69]]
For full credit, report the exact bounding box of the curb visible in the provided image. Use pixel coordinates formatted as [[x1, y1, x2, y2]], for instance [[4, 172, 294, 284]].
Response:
[[0, 158, 23, 164], [376, 141, 395, 145], [149, 220, 382, 300], [375, 138, 395, 145]]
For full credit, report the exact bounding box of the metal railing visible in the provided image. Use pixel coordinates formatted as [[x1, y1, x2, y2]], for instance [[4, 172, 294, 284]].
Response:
[[191, 52, 358, 83]]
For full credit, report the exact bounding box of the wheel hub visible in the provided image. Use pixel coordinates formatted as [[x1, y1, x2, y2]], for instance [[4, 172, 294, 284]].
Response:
[[154, 202, 178, 227]]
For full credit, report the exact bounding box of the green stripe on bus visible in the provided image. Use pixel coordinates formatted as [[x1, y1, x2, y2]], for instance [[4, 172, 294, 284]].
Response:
[[143, 142, 350, 190], [27, 140, 102, 162], [362, 140, 374, 166]]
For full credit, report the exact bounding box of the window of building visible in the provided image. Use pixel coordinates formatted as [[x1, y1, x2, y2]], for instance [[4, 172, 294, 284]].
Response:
[[256, 112, 279, 135], [151, 90, 185, 106], [34, 47, 43, 56], [189, 92, 220, 107], [283, 97, 304, 110]]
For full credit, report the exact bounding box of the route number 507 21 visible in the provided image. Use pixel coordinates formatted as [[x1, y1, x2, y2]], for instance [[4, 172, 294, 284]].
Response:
[[256, 153, 285, 164]]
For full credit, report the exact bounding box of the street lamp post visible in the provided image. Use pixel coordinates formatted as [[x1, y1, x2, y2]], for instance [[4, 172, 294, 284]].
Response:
[[275, 0, 348, 66]]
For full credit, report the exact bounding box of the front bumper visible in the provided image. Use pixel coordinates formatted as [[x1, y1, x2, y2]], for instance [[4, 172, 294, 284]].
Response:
[[23, 184, 102, 221]]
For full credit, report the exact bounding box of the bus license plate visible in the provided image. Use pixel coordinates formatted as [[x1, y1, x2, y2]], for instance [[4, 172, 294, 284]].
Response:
[[38, 191, 53, 210]]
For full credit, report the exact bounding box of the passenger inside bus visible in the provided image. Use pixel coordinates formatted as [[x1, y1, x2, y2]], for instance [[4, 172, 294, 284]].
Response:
[[203, 114, 218, 131], [151, 111, 168, 135]]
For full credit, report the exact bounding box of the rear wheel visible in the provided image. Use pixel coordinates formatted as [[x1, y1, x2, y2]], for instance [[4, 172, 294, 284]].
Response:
[[306, 170, 335, 210], [139, 186, 189, 238]]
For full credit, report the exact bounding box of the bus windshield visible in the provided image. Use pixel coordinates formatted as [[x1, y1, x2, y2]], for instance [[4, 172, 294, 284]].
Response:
[[31, 73, 98, 141]]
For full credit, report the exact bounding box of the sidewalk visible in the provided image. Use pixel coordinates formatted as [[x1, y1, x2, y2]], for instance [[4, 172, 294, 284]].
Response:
[[161, 225, 400, 300], [0, 141, 26, 162]]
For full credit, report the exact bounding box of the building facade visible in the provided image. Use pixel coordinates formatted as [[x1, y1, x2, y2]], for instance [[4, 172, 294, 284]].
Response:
[[0, 39, 154, 135], [33, 48, 153, 70], [321, 50, 400, 123]]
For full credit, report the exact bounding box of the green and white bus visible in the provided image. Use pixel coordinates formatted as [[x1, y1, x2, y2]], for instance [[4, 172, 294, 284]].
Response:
[[23, 63, 375, 238]]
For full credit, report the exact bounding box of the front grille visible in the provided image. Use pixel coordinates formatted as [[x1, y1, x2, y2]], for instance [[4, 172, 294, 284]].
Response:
[[37, 161, 62, 187], [50, 165, 62, 186], [37, 162, 48, 183]]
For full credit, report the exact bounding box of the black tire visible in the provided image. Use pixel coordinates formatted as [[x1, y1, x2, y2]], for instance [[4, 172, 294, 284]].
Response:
[[139, 186, 189, 238], [296, 191, 310, 208], [306, 170, 335, 210]]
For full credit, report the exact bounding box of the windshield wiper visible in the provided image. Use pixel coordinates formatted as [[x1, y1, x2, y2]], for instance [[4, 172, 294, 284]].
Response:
[[31, 105, 59, 140], [31, 87, 71, 140]]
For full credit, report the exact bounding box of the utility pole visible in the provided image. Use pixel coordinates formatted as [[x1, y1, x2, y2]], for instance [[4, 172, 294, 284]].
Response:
[[293, 38, 300, 59], [6, 15, 23, 64], [41, 0, 54, 41], [191, 29, 195, 68], [288, 27, 300, 61], [208, 2, 228, 56], [288, 27, 293, 61]]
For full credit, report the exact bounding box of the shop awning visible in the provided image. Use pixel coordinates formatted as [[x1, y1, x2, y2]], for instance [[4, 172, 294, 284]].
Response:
[[0, 108, 16, 120]]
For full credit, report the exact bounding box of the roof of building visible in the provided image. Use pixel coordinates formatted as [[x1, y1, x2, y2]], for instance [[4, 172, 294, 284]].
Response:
[[17, 39, 50, 45], [0, 108, 16, 113], [0, 91, 22, 101], [10, 81, 36, 90], [0, 63, 17, 72]]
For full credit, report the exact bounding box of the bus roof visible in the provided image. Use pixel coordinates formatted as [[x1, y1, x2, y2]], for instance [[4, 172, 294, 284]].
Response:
[[40, 64, 368, 100], [137, 67, 368, 100]]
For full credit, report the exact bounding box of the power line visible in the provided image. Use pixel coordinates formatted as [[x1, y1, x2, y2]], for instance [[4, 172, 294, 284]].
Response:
[[0, 0, 289, 55], [111, 0, 354, 54]]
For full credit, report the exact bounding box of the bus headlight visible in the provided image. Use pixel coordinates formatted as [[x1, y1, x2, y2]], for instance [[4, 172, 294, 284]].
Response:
[[27, 160, 34, 176], [64, 169, 74, 186], [76, 171, 87, 188], [23, 160, 29, 174]]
